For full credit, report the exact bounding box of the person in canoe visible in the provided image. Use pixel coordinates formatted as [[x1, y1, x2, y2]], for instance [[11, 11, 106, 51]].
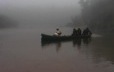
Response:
[[72, 28, 78, 36], [77, 28, 82, 36], [54, 28, 62, 36], [82, 28, 92, 36]]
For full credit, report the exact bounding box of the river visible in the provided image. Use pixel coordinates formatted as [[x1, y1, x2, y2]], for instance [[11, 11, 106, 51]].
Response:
[[0, 25, 114, 72]]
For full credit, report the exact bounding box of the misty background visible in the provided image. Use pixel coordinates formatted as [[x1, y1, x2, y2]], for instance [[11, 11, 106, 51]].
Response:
[[0, 1, 114, 72], [0, 0, 80, 29], [0, 0, 114, 35], [72, 0, 114, 35]]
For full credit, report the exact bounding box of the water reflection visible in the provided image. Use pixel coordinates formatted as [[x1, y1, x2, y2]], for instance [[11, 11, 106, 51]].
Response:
[[41, 38, 92, 52], [83, 37, 92, 45], [0, 28, 114, 72], [55, 42, 62, 53], [72, 38, 81, 47], [88, 37, 114, 64], [41, 36, 114, 64], [41, 39, 71, 47]]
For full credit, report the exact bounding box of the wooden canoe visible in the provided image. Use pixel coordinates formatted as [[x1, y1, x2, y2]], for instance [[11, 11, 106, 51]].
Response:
[[41, 33, 91, 41]]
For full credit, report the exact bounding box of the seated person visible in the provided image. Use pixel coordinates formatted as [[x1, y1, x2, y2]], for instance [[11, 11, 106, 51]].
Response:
[[82, 28, 92, 36], [54, 28, 62, 36]]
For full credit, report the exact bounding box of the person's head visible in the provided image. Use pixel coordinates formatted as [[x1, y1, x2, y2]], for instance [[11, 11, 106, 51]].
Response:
[[56, 28, 59, 31]]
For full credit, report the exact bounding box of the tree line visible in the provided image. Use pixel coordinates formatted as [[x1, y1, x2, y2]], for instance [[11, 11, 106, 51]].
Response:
[[73, 0, 114, 35], [0, 15, 16, 29]]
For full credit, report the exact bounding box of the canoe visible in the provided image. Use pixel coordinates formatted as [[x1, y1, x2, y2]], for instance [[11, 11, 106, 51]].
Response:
[[41, 33, 91, 42]]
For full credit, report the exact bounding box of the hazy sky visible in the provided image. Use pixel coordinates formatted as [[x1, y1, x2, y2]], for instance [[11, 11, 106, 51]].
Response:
[[0, 0, 80, 7], [0, 0, 81, 27]]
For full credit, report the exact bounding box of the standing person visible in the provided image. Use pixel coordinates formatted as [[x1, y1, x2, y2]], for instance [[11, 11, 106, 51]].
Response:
[[72, 28, 78, 36], [77, 28, 82, 36], [54, 28, 62, 36], [86, 28, 92, 36]]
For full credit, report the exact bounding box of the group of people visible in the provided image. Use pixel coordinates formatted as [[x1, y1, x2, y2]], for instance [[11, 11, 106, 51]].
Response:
[[72, 28, 92, 36], [54, 28, 92, 36]]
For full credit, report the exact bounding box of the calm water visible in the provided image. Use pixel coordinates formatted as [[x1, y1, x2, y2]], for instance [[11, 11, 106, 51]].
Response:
[[0, 26, 114, 72]]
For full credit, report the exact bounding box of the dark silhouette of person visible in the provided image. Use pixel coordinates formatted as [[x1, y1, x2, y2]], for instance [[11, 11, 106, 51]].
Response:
[[82, 28, 92, 36], [72, 28, 78, 36], [77, 28, 82, 36]]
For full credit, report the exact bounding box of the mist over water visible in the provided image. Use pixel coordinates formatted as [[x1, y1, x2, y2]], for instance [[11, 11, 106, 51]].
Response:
[[77, 0, 114, 35], [0, 0, 114, 72], [0, 0, 81, 30]]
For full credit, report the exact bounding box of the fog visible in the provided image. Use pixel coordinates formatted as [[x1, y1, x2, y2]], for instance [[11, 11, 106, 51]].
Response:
[[0, 0, 81, 28], [74, 0, 114, 35], [1, 0, 114, 35], [0, 1, 114, 72]]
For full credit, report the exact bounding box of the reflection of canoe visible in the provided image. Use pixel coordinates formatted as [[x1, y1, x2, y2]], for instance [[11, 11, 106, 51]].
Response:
[[41, 33, 91, 42]]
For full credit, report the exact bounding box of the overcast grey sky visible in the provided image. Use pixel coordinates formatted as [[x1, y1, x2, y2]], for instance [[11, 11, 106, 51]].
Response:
[[0, 0, 80, 7], [0, 0, 81, 27]]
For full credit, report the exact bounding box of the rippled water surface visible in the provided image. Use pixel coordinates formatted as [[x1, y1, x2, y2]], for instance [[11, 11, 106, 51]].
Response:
[[0, 26, 114, 72]]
